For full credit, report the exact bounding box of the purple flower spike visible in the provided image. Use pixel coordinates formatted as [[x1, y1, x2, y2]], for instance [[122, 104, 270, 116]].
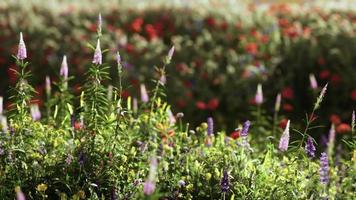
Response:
[[319, 152, 329, 184], [255, 84, 263, 105], [305, 136, 316, 158], [240, 120, 251, 137], [116, 51, 121, 64], [16, 190, 26, 200], [309, 74, 318, 90], [92, 39, 102, 65], [221, 170, 229, 193], [60, 55, 68, 80], [207, 117, 214, 136], [17, 32, 27, 60], [143, 180, 155, 195], [167, 46, 175, 63], [30, 104, 41, 121], [140, 84, 149, 103], [278, 120, 290, 152], [45, 76, 51, 95]]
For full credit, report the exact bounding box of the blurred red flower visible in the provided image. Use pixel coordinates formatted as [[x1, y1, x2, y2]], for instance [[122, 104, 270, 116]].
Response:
[[279, 118, 289, 129], [145, 24, 158, 41], [177, 99, 186, 108], [329, 114, 341, 125], [319, 70, 330, 80], [207, 98, 219, 110], [230, 130, 240, 139], [281, 87, 294, 99], [130, 17, 144, 32], [245, 43, 258, 55], [330, 74, 341, 85], [282, 103, 294, 112], [205, 17, 216, 27], [336, 123, 351, 134], [196, 101, 207, 110], [351, 90, 356, 101]]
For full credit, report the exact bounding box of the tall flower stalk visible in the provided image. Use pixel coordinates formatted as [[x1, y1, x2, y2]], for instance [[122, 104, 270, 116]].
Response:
[[10, 32, 34, 129], [298, 84, 328, 149], [279, 120, 290, 152], [149, 46, 175, 118]]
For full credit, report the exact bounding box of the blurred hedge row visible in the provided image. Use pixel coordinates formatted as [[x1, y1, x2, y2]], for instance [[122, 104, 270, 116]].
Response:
[[0, 2, 355, 132]]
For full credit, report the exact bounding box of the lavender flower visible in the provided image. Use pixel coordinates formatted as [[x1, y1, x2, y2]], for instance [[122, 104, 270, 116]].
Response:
[[314, 83, 328, 110], [207, 117, 214, 136], [65, 154, 73, 165], [0, 96, 3, 114], [30, 104, 41, 121], [305, 136, 316, 158], [255, 84, 263, 105], [60, 55, 68, 81], [45, 76, 51, 96], [17, 32, 27, 60], [92, 39, 102, 65], [178, 180, 186, 187], [16, 190, 26, 200], [140, 84, 149, 103], [327, 124, 336, 157], [166, 46, 175, 63], [221, 170, 229, 193], [278, 120, 290, 152], [309, 74, 318, 90], [274, 93, 281, 112], [319, 152, 329, 184], [167, 109, 176, 125], [116, 51, 121, 64], [143, 156, 158, 195], [240, 120, 251, 137], [143, 180, 155, 195], [159, 74, 167, 85]]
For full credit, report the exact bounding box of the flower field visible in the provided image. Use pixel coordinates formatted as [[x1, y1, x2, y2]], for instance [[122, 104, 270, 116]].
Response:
[[0, 1, 355, 199]]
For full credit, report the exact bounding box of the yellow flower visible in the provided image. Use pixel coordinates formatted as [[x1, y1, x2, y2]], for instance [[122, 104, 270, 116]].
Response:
[[36, 183, 48, 192]]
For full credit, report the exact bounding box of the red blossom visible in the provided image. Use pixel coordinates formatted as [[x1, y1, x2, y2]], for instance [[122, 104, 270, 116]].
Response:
[[279, 118, 289, 129], [245, 43, 258, 55], [177, 99, 186, 108], [130, 17, 144, 32], [330, 74, 341, 85], [230, 130, 240, 139], [281, 87, 294, 99], [207, 98, 219, 110], [196, 101, 207, 110], [145, 24, 158, 41], [336, 123, 351, 134], [205, 17, 216, 27], [319, 70, 330, 80], [282, 103, 294, 112], [350, 90, 356, 101], [329, 114, 341, 125]]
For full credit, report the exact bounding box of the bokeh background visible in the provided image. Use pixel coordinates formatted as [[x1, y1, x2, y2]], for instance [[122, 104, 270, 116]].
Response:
[[0, 0, 355, 134]]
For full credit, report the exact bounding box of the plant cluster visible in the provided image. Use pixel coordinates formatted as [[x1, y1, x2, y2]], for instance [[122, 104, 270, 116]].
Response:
[[0, 14, 355, 199], [0, 2, 355, 132]]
